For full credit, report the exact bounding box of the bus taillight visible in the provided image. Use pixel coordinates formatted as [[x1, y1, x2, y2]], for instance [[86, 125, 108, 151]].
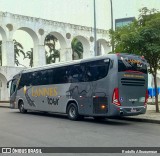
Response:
[[112, 88, 121, 106], [144, 90, 149, 106]]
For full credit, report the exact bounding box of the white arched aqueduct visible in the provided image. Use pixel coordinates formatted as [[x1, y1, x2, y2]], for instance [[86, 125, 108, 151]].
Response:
[[0, 11, 110, 101]]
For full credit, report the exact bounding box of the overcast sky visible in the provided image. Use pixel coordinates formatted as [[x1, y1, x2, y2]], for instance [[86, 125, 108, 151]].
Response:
[[0, 0, 160, 29], [0, 0, 110, 29]]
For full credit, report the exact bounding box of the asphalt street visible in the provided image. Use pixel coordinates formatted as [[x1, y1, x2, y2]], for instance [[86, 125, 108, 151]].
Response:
[[0, 107, 160, 156]]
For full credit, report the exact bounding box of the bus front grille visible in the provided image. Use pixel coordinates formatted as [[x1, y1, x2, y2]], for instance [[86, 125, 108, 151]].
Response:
[[121, 78, 145, 86], [93, 97, 108, 114]]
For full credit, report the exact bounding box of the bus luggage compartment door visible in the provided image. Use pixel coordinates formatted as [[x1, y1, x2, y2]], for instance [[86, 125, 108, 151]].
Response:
[[93, 97, 108, 114]]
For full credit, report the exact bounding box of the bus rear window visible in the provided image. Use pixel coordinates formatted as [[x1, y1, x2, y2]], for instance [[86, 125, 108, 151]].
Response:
[[118, 55, 147, 74]]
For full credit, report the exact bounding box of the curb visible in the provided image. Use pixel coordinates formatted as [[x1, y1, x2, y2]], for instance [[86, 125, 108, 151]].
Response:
[[0, 106, 10, 108], [0, 101, 9, 103], [120, 117, 160, 124], [0, 103, 10, 108]]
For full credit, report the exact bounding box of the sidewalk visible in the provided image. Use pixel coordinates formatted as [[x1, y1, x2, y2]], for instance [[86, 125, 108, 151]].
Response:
[[0, 102, 10, 108], [0, 102, 160, 124], [123, 104, 160, 124]]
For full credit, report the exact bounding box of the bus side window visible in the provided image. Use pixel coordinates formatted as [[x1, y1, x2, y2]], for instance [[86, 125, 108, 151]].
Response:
[[84, 59, 110, 82], [53, 66, 68, 84], [18, 73, 29, 89], [40, 70, 49, 85], [28, 73, 33, 86], [33, 70, 53, 86], [47, 69, 54, 84], [68, 65, 84, 83]]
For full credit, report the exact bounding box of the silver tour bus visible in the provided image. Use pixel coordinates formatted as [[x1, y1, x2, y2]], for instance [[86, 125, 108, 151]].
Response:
[[8, 54, 148, 120]]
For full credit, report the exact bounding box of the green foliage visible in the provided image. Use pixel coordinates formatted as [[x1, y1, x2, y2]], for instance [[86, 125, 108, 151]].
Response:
[[45, 34, 60, 64], [13, 39, 25, 66], [46, 49, 60, 64], [138, 7, 159, 26], [71, 38, 83, 60], [24, 48, 33, 67]]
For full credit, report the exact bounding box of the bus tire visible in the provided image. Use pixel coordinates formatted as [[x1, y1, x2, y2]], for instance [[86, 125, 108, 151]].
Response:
[[67, 103, 80, 121], [19, 101, 27, 113]]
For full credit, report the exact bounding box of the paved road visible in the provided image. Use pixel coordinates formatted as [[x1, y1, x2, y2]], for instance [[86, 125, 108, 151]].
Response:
[[0, 107, 160, 155]]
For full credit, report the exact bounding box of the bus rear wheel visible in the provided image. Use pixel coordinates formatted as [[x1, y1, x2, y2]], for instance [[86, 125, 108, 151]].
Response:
[[67, 103, 80, 120], [19, 101, 27, 113]]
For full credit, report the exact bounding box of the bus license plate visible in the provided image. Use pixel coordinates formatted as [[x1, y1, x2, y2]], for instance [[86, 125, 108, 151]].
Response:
[[131, 108, 137, 112]]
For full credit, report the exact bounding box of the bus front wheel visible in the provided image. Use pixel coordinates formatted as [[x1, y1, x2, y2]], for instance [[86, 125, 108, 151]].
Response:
[[67, 103, 80, 120], [19, 101, 27, 113]]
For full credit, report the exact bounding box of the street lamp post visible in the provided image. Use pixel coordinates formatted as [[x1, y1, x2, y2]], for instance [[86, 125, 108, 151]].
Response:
[[110, 0, 114, 52], [93, 0, 97, 56], [110, 0, 113, 31]]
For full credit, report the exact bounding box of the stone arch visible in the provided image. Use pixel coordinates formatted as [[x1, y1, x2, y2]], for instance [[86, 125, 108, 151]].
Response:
[[72, 35, 90, 59], [17, 27, 39, 44], [0, 26, 7, 41], [96, 38, 110, 55], [14, 27, 40, 67], [0, 26, 8, 66], [0, 73, 8, 101], [48, 32, 67, 48], [46, 32, 67, 62]]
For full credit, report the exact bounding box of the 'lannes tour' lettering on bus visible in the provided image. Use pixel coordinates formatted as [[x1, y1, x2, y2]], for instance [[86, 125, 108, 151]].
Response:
[[31, 87, 58, 97]]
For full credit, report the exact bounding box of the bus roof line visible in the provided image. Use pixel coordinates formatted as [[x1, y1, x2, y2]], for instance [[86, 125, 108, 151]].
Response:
[[23, 54, 113, 73]]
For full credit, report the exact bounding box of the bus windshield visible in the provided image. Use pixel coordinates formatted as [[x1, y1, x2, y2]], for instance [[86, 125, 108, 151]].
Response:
[[118, 54, 148, 74], [10, 79, 18, 96]]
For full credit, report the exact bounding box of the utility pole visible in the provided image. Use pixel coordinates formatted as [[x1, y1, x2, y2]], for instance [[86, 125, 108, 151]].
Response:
[[94, 0, 97, 56], [110, 0, 114, 52]]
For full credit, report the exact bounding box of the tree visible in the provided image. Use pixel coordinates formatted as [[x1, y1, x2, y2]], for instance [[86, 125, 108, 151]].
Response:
[[0, 39, 25, 66], [71, 38, 83, 60], [45, 34, 60, 64], [109, 7, 160, 112], [24, 48, 33, 67], [13, 39, 25, 66]]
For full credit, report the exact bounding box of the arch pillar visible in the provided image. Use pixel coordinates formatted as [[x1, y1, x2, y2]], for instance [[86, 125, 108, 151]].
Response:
[[65, 47, 72, 61], [0, 73, 9, 101], [96, 39, 110, 55], [33, 44, 46, 67], [59, 48, 66, 62], [89, 42, 95, 57], [2, 40, 14, 66], [83, 42, 90, 59]]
